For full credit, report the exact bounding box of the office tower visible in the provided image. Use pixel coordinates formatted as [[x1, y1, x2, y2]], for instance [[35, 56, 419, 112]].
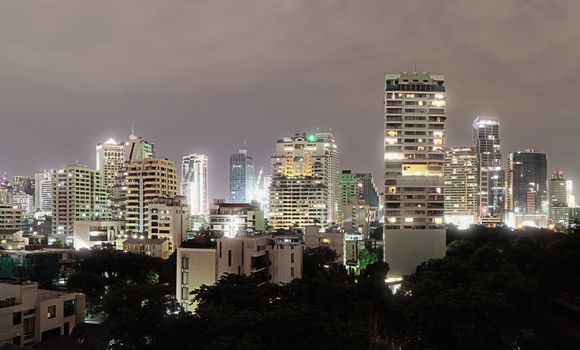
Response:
[[12, 176, 34, 196], [354, 173, 380, 209], [566, 180, 575, 208], [181, 154, 209, 216], [269, 132, 340, 229], [52, 164, 110, 243], [472, 116, 505, 221], [548, 171, 568, 226], [124, 128, 155, 163], [34, 171, 53, 212], [338, 170, 360, 225], [383, 71, 446, 277], [444, 147, 479, 229], [229, 150, 255, 203], [125, 158, 177, 236], [254, 174, 272, 218], [507, 149, 548, 214], [96, 138, 125, 190]]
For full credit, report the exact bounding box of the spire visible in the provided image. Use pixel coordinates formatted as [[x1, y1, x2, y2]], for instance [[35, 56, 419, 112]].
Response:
[[129, 121, 137, 140]]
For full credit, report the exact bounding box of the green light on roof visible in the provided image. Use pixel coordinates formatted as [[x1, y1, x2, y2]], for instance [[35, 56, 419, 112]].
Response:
[[306, 134, 317, 142]]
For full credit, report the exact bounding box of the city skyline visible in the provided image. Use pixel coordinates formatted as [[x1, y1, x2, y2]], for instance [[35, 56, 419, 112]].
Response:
[[2, 1, 580, 201]]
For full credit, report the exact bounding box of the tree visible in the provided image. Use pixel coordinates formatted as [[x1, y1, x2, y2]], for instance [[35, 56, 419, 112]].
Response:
[[302, 246, 339, 278]]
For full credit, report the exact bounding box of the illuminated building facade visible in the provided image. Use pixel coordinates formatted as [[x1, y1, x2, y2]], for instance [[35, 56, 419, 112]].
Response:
[[444, 147, 478, 229], [507, 149, 547, 214], [51, 164, 110, 243], [473, 116, 505, 221], [229, 150, 255, 203], [125, 158, 177, 235], [181, 154, 209, 216], [34, 171, 53, 212], [96, 138, 125, 190], [548, 170, 569, 226], [208, 200, 264, 238], [268, 132, 339, 229], [383, 71, 446, 277]]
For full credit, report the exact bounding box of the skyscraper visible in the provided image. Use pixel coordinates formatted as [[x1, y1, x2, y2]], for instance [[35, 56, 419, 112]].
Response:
[[124, 128, 155, 163], [507, 149, 548, 214], [229, 150, 255, 203], [354, 173, 380, 209], [96, 138, 125, 190], [52, 164, 110, 243], [126, 158, 177, 235], [269, 132, 340, 229], [12, 176, 34, 196], [181, 154, 209, 215], [34, 170, 52, 212], [473, 116, 505, 221], [383, 72, 446, 277], [444, 147, 478, 228], [549, 171, 568, 226]]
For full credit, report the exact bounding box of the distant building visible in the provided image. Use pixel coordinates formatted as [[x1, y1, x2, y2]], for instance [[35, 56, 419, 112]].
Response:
[[384, 71, 446, 278], [507, 150, 548, 214], [96, 138, 125, 191], [12, 176, 34, 196], [51, 164, 109, 245], [124, 128, 155, 163], [0, 248, 76, 285], [269, 132, 339, 229], [444, 147, 478, 229], [148, 196, 189, 252], [473, 116, 505, 221], [123, 238, 172, 259], [125, 158, 177, 236], [34, 171, 53, 213], [12, 194, 34, 215], [208, 200, 264, 238], [177, 235, 302, 312], [505, 212, 548, 229], [548, 171, 569, 226], [229, 150, 255, 203], [73, 220, 126, 250], [0, 281, 85, 346], [181, 154, 209, 216]]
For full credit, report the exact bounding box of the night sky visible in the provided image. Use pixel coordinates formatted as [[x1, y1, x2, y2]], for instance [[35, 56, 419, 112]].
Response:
[[1, 0, 579, 200]]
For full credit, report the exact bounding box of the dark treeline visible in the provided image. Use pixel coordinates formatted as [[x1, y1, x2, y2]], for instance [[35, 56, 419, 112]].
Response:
[[67, 227, 580, 350]]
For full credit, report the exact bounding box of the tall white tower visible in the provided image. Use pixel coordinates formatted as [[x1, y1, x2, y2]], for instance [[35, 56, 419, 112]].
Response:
[[383, 71, 447, 278], [181, 154, 209, 215]]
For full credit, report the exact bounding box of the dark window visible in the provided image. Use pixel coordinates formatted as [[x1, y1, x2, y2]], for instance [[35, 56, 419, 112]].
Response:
[[13, 312, 22, 325], [228, 250, 232, 267], [63, 299, 75, 317]]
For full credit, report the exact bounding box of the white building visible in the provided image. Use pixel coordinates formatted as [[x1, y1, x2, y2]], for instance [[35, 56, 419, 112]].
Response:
[[181, 154, 209, 216], [444, 147, 478, 229], [177, 235, 302, 312], [12, 194, 34, 215], [0, 204, 22, 231], [148, 196, 189, 252], [209, 200, 264, 238], [96, 138, 125, 190], [269, 132, 339, 229], [0, 282, 85, 347], [34, 171, 53, 212], [51, 164, 110, 244], [549, 171, 569, 226], [73, 220, 126, 250], [384, 72, 447, 278]]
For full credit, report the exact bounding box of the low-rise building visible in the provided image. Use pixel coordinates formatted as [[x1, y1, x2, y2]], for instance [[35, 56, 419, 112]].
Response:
[[0, 231, 28, 250], [303, 225, 344, 263], [123, 238, 171, 259], [177, 235, 302, 312], [209, 200, 264, 238], [73, 221, 126, 250], [0, 205, 22, 232], [0, 248, 76, 285], [0, 281, 85, 347]]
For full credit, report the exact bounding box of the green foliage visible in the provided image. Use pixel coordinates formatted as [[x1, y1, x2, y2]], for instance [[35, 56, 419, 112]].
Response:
[[358, 248, 379, 271]]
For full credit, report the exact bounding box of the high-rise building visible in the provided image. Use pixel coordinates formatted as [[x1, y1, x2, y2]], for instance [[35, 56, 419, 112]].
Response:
[[0, 204, 22, 231], [338, 170, 360, 225], [96, 138, 125, 190], [181, 154, 209, 216], [51, 164, 110, 243], [229, 150, 255, 203], [355, 173, 380, 209], [472, 116, 505, 220], [566, 180, 575, 208], [507, 149, 548, 214], [125, 158, 177, 236], [383, 72, 447, 277], [444, 147, 478, 229], [12, 176, 34, 196], [34, 170, 53, 212], [148, 196, 189, 252], [268, 132, 340, 229], [124, 128, 155, 163], [548, 171, 568, 226], [12, 193, 35, 215]]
